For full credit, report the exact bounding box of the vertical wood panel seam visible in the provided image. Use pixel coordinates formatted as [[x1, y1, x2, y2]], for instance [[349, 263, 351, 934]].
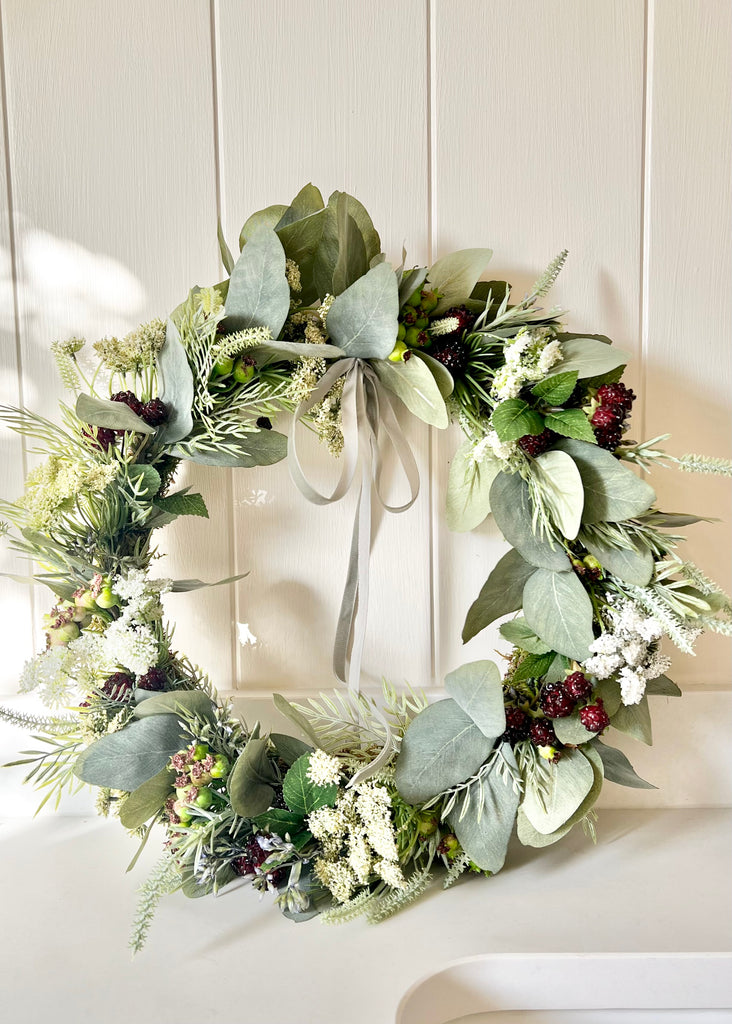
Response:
[[426, 0, 439, 684], [0, 0, 35, 634], [639, 0, 654, 445], [209, 0, 237, 688]]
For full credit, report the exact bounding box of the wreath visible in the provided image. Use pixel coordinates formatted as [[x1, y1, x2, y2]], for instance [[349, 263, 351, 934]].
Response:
[[1, 184, 730, 951]]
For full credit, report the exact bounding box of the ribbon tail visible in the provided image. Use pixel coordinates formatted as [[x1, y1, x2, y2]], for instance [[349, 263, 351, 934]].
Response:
[[333, 457, 372, 694]]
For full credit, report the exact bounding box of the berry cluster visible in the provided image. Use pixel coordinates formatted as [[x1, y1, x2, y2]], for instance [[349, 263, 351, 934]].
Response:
[[85, 392, 168, 451], [397, 286, 441, 350], [429, 306, 476, 376], [590, 381, 635, 452], [231, 835, 284, 886], [518, 427, 557, 458], [165, 742, 231, 827]]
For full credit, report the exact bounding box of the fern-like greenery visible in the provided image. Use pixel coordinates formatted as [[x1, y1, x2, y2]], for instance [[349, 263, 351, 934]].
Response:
[[366, 868, 433, 923], [129, 855, 181, 955], [0, 704, 77, 733], [319, 888, 377, 925]]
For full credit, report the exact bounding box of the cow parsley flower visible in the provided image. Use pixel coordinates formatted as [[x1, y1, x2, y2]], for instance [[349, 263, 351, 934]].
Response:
[[103, 620, 158, 676]]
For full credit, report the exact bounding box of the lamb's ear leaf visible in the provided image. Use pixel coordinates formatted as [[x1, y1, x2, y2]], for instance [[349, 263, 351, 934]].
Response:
[[445, 441, 498, 533], [76, 392, 156, 436], [530, 450, 585, 540], [428, 248, 493, 313], [517, 745, 604, 847], [520, 747, 596, 835], [555, 336, 629, 378], [373, 354, 448, 428]]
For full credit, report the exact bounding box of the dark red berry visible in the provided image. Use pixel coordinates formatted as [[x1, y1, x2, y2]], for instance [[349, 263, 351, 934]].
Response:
[[500, 707, 531, 745], [594, 424, 624, 451], [518, 428, 557, 458], [529, 719, 558, 748], [136, 667, 167, 691], [597, 382, 635, 411], [591, 405, 621, 428], [564, 671, 593, 700], [430, 338, 469, 376], [579, 698, 610, 733], [83, 426, 116, 451], [110, 391, 143, 416], [140, 398, 167, 426], [101, 672, 134, 700], [232, 835, 283, 885], [539, 682, 577, 718]]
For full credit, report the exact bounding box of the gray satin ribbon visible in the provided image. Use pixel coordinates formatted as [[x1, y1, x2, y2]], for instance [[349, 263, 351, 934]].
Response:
[[288, 357, 420, 695]]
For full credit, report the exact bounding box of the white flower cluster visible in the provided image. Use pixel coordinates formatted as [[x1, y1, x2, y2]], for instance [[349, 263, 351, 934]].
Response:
[[308, 781, 406, 903], [306, 749, 342, 787], [103, 569, 172, 676], [114, 569, 171, 625], [470, 429, 518, 465], [583, 598, 672, 705], [491, 326, 563, 401], [20, 632, 105, 708]]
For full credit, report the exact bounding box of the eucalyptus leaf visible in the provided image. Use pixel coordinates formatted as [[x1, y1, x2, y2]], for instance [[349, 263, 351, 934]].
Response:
[[275, 208, 327, 306], [74, 715, 187, 791], [555, 439, 656, 523], [239, 204, 288, 248], [491, 399, 544, 442], [462, 548, 538, 643], [133, 689, 216, 722], [517, 745, 604, 847], [250, 340, 344, 366], [283, 753, 338, 816], [119, 767, 175, 829], [395, 698, 494, 804], [331, 195, 368, 295], [498, 618, 552, 654], [531, 450, 585, 540], [445, 441, 499, 533], [428, 248, 493, 314], [157, 319, 195, 443], [373, 353, 448, 428], [252, 807, 306, 835], [594, 677, 623, 716], [228, 738, 277, 817], [523, 568, 595, 661], [444, 661, 506, 739], [225, 228, 290, 338], [490, 472, 571, 571], [543, 408, 597, 443], [592, 738, 657, 789], [581, 530, 654, 586], [556, 337, 630, 378], [644, 674, 681, 697], [217, 219, 234, 273], [520, 747, 594, 834], [75, 392, 155, 436], [448, 744, 520, 873], [544, 653, 571, 684], [327, 190, 381, 263], [270, 733, 313, 766], [326, 262, 399, 360], [552, 712, 598, 746], [172, 429, 288, 468], [610, 696, 652, 745], [168, 573, 247, 593], [275, 183, 324, 228], [531, 371, 579, 405]]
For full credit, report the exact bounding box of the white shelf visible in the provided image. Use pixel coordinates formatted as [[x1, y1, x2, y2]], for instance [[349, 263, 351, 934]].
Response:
[[1, 808, 730, 1023]]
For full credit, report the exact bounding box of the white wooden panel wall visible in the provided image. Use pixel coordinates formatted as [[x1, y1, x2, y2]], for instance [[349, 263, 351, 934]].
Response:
[[0, 1, 729, 715]]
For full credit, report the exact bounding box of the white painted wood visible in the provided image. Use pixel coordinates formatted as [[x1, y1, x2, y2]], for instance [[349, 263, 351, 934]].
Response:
[[0, 38, 34, 690], [642, 0, 732, 689], [0, 0, 235, 685], [216, 0, 432, 691], [430, 0, 647, 682]]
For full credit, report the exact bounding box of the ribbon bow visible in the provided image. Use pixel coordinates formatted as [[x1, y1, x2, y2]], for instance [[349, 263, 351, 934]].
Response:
[[288, 357, 420, 694]]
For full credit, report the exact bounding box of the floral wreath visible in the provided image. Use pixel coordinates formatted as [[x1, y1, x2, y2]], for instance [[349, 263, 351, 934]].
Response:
[[1, 184, 730, 951]]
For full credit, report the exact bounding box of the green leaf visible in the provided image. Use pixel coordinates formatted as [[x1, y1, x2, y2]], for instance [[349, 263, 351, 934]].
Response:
[[329, 190, 381, 264], [544, 653, 571, 684], [172, 429, 288, 468], [373, 353, 448, 428], [517, 745, 603, 847], [217, 219, 234, 274], [445, 441, 499, 533], [119, 767, 175, 829], [581, 531, 654, 586], [512, 651, 556, 683], [228, 738, 277, 817], [556, 337, 629, 378], [239, 204, 288, 248], [125, 464, 160, 500], [462, 548, 538, 643], [530, 450, 585, 540], [133, 690, 216, 722], [270, 733, 313, 766], [276, 208, 327, 306], [520, 747, 594, 834], [74, 715, 186, 791], [490, 472, 571, 571], [326, 262, 399, 360], [428, 248, 493, 314], [168, 573, 247, 593], [644, 674, 681, 697], [275, 183, 325, 228], [491, 399, 544, 442], [544, 408, 596, 443], [252, 806, 306, 836], [414, 351, 454, 398], [499, 618, 552, 654], [592, 738, 657, 789], [554, 439, 656, 523], [552, 712, 598, 746], [331, 194, 368, 295], [594, 677, 623, 716], [444, 661, 506, 739], [153, 491, 209, 519], [75, 392, 155, 435], [523, 568, 595, 662], [398, 266, 428, 308], [272, 694, 321, 747], [282, 754, 338, 816], [250, 339, 344, 365], [610, 696, 652, 745], [225, 228, 290, 338], [157, 318, 195, 444], [448, 744, 520, 873], [531, 371, 579, 405], [395, 698, 494, 804]]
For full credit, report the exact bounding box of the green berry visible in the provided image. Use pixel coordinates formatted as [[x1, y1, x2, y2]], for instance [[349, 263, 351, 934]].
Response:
[[210, 755, 230, 780], [212, 355, 234, 378], [407, 287, 422, 308], [388, 340, 409, 363], [233, 356, 255, 384], [420, 289, 439, 313], [192, 743, 209, 761], [195, 788, 214, 809], [415, 316, 429, 330], [396, 323, 406, 343], [96, 585, 118, 609], [404, 326, 421, 348]]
